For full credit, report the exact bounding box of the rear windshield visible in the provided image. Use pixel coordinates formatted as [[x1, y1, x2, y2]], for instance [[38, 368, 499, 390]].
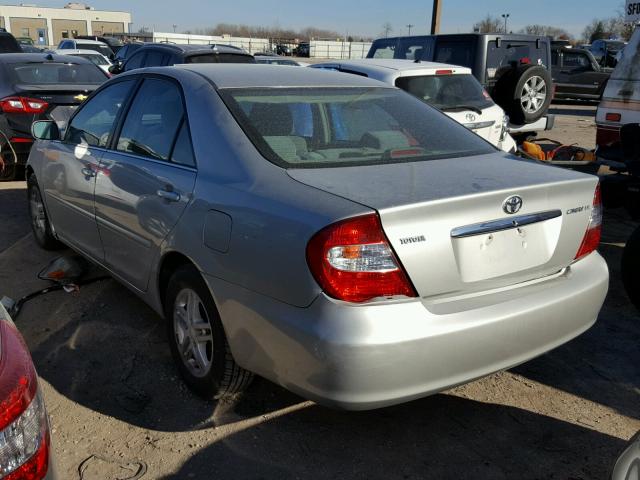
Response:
[[78, 43, 112, 57], [395, 74, 493, 111], [368, 37, 434, 61], [186, 53, 255, 64], [220, 87, 494, 169], [74, 54, 109, 66], [486, 40, 548, 70], [9, 63, 106, 84]]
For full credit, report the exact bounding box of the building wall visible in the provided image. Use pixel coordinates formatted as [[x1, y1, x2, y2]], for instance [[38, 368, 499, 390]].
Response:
[[9, 17, 47, 43], [0, 16, 4, 29], [52, 19, 88, 43], [0, 5, 131, 46], [91, 21, 124, 35]]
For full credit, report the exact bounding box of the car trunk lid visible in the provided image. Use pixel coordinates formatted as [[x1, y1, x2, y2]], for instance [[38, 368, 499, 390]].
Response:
[[289, 153, 599, 299]]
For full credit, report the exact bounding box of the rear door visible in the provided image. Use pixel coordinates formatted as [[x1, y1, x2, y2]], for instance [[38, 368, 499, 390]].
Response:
[[95, 77, 196, 291], [41, 79, 136, 260]]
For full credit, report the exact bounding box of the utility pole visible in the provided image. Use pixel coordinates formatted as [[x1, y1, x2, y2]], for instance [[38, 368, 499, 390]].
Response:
[[501, 13, 510, 33], [406, 24, 415, 35], [430, 0, 442, 34], [172, 24, 177, 33]]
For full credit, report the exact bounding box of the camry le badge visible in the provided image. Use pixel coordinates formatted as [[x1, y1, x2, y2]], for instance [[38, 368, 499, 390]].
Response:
[[503, 195, 523, 215]]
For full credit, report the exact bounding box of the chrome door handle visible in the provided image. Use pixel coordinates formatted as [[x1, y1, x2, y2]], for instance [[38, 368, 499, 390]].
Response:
[[156, 189, 181, 202], [81, 167, 96, 177]]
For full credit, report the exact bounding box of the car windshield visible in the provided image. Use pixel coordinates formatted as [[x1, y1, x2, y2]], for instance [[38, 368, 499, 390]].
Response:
[[9, 63, 106, 84], [75, 54, 109, 66], [395, 74, 493, 111], [220, 87, 494, 169]]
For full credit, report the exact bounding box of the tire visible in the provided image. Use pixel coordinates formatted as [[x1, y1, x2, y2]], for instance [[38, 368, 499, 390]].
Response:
[[622, 226, 640, 311], [494, 65, 553, 125], [27, 175, 63, 250], [164, 265, 253, 399]]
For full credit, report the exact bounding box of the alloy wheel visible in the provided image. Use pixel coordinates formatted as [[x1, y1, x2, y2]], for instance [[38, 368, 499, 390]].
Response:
[[520, 76, 547, 114], [173, 288, 214, 378]]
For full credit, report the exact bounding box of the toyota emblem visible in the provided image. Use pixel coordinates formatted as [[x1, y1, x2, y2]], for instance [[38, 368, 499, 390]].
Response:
[[503, 195, 523, 215], [465, 113, 477, 122]]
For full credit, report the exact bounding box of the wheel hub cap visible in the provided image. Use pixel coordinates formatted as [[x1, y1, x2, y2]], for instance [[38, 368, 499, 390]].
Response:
[[173, 288, 214, 378]]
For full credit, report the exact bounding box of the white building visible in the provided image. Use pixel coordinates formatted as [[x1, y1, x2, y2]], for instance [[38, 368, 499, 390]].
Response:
[[0, 3, 131, 46]]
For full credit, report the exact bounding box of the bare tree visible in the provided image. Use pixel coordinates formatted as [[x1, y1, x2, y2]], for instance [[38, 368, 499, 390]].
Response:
[[473, 15, 503, 34], [382, 22, 393, 38], [520, 24, 573, 40]]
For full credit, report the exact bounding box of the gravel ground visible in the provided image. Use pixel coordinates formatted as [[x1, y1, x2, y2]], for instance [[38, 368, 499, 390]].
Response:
[[1, 103, 638, 479]]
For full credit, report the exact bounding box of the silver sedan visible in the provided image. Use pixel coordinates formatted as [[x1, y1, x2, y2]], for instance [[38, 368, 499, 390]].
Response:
[[26, 65, 609, 410]]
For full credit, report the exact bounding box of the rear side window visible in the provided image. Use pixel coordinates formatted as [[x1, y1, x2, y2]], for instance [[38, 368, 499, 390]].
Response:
[[124, 51, 146, 71], [66, 80, 135, 147], [116, 78, 185, 161], [144, 50, 170, 67], [434, 40, 476, 69], [170, 120, 196, 167], [368, 37, 434, 60]]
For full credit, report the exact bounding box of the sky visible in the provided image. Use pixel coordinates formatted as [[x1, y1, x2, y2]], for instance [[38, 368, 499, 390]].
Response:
[[19, 0, 626, 38]]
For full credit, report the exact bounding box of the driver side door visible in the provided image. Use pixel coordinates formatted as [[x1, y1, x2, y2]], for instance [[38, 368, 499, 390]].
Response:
[[40, 79, 137, 261]]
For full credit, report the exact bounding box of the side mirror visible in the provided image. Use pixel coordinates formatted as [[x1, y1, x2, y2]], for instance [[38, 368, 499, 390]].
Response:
[[31, 120, 60, 141], [108, 63, 123, 75]]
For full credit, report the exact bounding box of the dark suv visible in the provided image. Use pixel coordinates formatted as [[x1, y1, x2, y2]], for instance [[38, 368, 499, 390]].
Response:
[[111, 43, 255, 74], [367, 33, 554, 126], [551, 47, 610, 100]]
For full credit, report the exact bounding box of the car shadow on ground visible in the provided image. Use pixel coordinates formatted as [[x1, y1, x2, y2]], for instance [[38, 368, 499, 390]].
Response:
[[0, 184, 29, 254], [514, 208, 640, 421], [158, 394, 627, 480]]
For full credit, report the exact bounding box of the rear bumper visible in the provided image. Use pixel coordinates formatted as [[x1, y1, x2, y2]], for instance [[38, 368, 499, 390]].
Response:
[[508, 114, 555, 135], [210, 252, 608, 410]]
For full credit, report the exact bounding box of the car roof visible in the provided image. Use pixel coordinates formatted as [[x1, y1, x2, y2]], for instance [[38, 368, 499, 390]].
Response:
[[54, 49, 107, 56], [0, 53, 95, 64], [314, 58, 472, 75], [138, 43, 250, 56], [173, 64, 389, 88], [67, 39, 109, 46]]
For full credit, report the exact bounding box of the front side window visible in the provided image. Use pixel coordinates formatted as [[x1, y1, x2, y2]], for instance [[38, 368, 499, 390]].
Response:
[[66, 80, 134, 147], [116, 78, 185, 161], [563, 52, 590, 69], [220, 87, 494, 168], [124, 51, 146, 71], [144, 50, 169, 67], [395, 74, 493, 111]]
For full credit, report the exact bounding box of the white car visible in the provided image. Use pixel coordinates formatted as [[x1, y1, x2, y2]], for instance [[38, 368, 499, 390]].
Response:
[[53, 48, 112, 75], [312, 59, 518, 153]]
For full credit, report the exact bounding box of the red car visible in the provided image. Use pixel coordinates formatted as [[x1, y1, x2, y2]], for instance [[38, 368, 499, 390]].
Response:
[[0, 303, 55, 479]]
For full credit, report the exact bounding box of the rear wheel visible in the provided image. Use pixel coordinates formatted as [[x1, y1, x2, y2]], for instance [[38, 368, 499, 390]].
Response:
[[622, 226, 640, 311], [164, 265, 253, 399], [27, 175, 63, 250]]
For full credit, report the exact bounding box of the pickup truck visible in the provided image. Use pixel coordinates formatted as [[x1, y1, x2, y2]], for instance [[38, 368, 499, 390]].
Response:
[[551, 47, 610, 101]]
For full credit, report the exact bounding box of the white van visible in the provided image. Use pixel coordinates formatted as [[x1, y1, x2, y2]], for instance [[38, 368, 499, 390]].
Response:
[[596, 26, 640, 158]]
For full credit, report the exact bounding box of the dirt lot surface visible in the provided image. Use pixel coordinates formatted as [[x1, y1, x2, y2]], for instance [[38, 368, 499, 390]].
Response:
[[1, 103, 638, 479]]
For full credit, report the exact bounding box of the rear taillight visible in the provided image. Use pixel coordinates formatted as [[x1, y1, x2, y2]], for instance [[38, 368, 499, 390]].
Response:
[[0, 315, 49, 480], [574, 183, 602, 261], [0, 97, 49, 114], [605, 112, 622, 122], [306, 214, 417, 303]]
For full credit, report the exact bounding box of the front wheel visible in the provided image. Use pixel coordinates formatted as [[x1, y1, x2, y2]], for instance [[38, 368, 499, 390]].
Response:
[[27, 175, 63, 250], [164, 265, 253, 399]]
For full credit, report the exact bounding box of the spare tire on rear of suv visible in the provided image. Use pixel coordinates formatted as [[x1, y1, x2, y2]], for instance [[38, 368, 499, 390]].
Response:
[[494, 65, 553, 125]]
